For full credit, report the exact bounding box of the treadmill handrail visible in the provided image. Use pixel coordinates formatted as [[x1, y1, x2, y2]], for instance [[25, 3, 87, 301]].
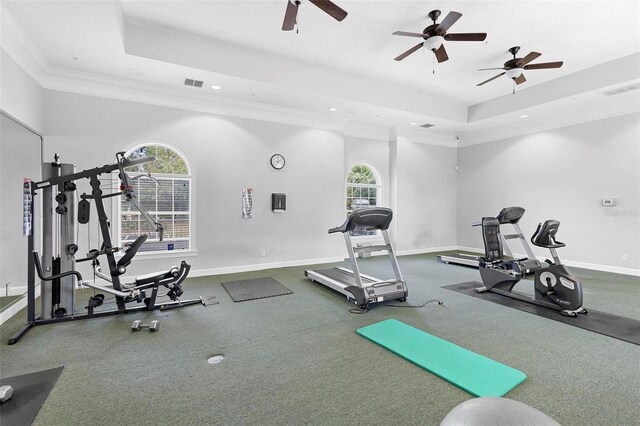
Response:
[[327, 207, 393, 234]]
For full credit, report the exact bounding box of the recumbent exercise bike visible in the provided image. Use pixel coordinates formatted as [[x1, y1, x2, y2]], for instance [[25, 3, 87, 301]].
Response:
[[475, 216, 587, 317]]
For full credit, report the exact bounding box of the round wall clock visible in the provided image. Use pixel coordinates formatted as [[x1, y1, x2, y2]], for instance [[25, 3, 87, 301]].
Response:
[[270, 154, 285, 170]]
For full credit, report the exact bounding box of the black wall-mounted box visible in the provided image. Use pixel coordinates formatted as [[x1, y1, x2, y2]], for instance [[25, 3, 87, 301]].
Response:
[[272, 193, 286, 212]]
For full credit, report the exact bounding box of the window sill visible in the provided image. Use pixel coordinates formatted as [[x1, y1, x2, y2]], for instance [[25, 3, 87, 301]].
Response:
[[115, 249, 198, 261]]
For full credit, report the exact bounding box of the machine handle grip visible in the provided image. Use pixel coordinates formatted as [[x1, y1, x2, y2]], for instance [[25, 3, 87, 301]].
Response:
[[33, 251, 83, 283], [328, 226, 343, 234]]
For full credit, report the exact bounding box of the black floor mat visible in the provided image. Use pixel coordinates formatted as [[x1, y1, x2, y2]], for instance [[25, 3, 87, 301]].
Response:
[[443, 282, 640, 346], [221, 277, 292, 302], [0, 366, 64, 425]]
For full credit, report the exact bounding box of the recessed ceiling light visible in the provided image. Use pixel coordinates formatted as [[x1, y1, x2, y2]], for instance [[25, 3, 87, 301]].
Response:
[[211, 85, 221, 90], [520, 114, 529, 118], [328, 107, 337, 111], [410, 122, 417, 126]]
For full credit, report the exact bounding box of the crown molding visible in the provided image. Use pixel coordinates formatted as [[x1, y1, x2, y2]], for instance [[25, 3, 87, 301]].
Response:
[[397, 127, 458, 148], [42, 66, 355, 132], [0, 2, 51, 82], [343, 122, 391, 141], [458, 97, 640, 147]]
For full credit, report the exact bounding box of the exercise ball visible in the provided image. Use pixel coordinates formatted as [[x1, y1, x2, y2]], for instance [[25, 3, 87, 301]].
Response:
[[441, 397, 561, 426]]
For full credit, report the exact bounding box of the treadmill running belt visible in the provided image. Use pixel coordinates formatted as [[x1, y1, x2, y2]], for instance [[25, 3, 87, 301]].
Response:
[[310, 268, 375, 286], [443, 281, 640, 345]]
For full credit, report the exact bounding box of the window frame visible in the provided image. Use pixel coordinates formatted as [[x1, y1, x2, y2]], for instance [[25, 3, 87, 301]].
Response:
[[114, 143, 194, 256], [345, 163, 383, 240]]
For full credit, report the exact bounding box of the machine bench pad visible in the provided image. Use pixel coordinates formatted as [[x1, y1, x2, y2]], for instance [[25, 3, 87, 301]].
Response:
[[135, 267, 179, 285], [356, 319, 526, 397]]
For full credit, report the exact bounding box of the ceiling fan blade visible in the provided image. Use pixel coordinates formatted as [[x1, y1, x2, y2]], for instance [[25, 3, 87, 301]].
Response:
[[309, 0, 348, 21], [392, 31, 425, 37], [282, 0, 299, 31], [394, 43, 424, 61], [516, 51, 541, 67], [524, 61, 564, 70], [514, 74, 527, 85], [437, 11, 462, 33], [434, 44, 449, 63], [444, 33, 487, 41], [477, 72, 505, 86], [478, 67, 506, 71]]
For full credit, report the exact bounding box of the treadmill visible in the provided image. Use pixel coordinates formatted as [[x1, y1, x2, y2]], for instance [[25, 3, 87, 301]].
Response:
[[305, 207, 408, 309], [437, 206, 541, 274]]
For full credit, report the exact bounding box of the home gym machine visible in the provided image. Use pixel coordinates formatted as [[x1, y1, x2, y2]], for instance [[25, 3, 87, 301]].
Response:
[[475, 216, 588, 317], [305, 207, 408, 309], [8, 152, 202, 345], [438, 206, 541, 274]]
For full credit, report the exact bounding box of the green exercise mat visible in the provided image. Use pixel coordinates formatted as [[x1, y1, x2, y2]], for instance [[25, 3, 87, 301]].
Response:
[[356, 319, 526, 397]]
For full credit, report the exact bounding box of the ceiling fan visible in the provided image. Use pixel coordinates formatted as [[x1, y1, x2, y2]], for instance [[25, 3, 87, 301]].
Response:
[[392, 10, 487, 63], [282, 0, 348, 31], [477, 46, 564, 87]]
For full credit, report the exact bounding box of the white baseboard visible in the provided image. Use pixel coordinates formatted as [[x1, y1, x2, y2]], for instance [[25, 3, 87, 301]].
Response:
[[0, 286, 28, 297], [455, 246, 484, 254], [189, 256, 344, 278], [0, 287, 40, 326], [396, 246, 459, 256], [561, 260, 640, 277]]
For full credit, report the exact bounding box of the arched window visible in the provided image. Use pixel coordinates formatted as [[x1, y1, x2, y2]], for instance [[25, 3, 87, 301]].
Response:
[[346, 164, 381, 236], [119, 144, 191, 253]]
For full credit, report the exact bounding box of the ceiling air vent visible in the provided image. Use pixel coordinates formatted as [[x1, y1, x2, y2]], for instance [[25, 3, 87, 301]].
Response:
[[419, 123, 435, 129], [600, 83, 640, 96], [184, 78, 204, 88]]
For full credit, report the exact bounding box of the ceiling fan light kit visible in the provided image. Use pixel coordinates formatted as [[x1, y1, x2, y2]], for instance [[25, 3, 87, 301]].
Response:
[[424, 35, 444, 51], [505, 68, 524, 79]]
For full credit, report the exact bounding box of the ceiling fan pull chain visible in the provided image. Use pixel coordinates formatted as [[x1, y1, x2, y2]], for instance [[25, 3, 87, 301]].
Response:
[[432, 54, 435, 74], [512, 80, 515, 95]]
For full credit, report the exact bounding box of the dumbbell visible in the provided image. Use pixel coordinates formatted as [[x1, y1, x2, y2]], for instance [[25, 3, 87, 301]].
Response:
[[131, 319, 159, 332], [0, 385, 13, 403]]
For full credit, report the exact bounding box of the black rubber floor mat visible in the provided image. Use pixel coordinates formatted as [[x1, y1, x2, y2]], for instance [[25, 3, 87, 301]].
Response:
[[221, 277, 292, 302], [443, 282, 640, 346], [0, 366, 64, 425]]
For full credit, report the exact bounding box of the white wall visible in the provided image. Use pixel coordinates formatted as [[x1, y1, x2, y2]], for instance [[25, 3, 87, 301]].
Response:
[[0, 49, 44, 132], [457, 113, 640, 272], [0, 47, 43, 294], [43, 90, 346, 278], [396, 140, 458, 252], [0, 114, 41, 294]]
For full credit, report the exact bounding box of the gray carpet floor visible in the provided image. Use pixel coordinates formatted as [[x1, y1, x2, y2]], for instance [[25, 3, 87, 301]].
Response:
[[0, 295, 22, 311], [1, 252, 639, 425]]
